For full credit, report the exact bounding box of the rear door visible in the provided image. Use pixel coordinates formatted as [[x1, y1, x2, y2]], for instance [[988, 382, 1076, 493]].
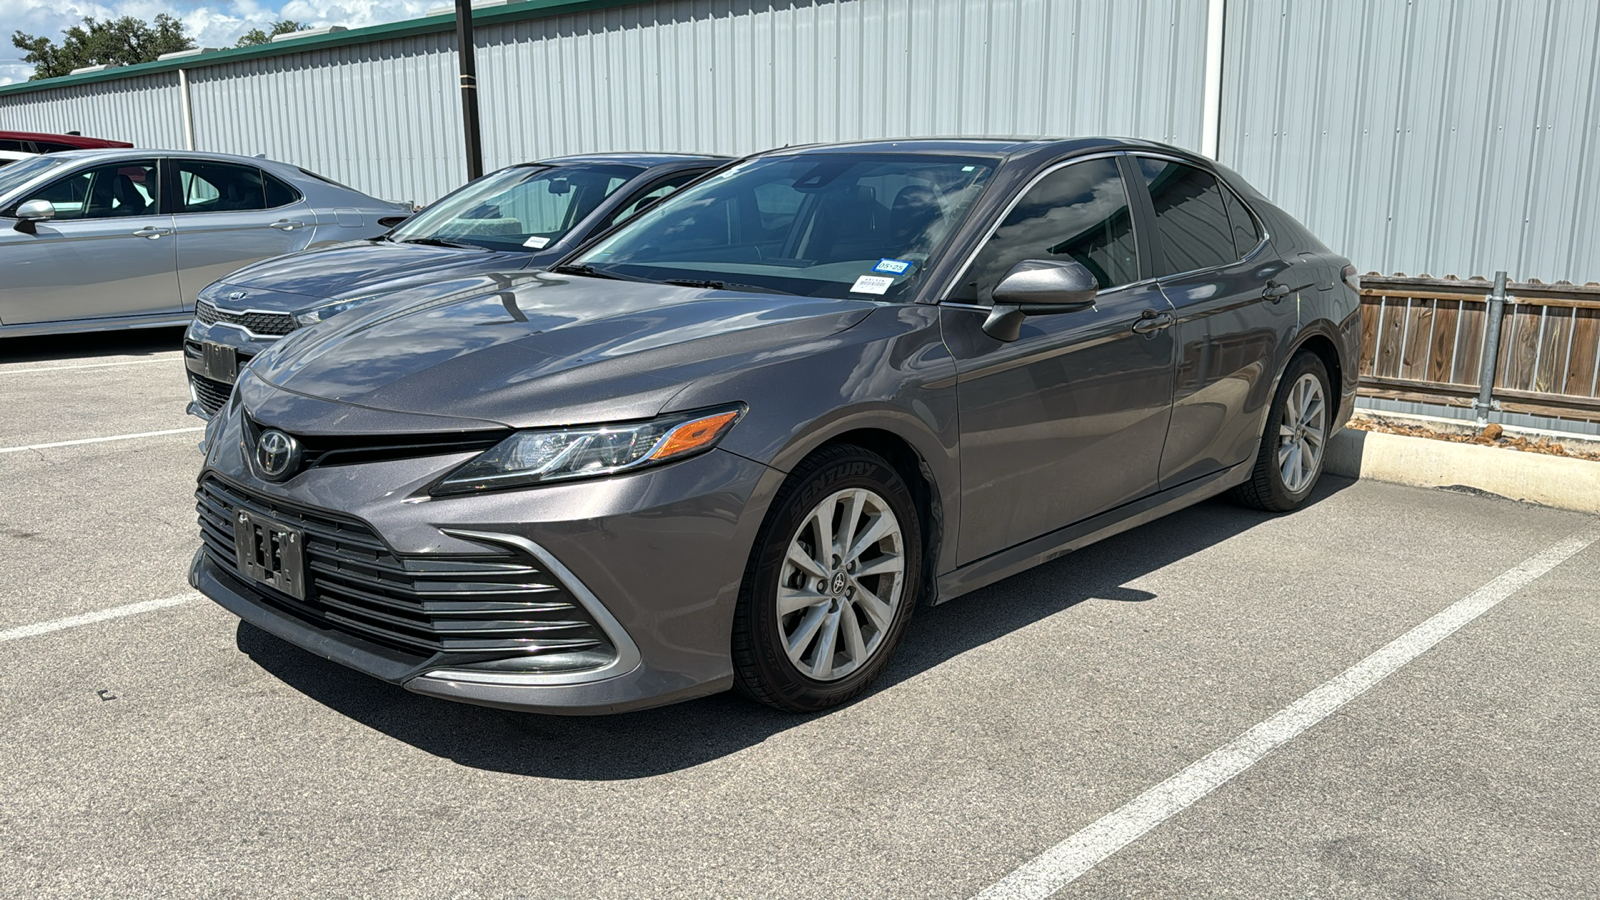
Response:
[[1129, 155, 1293, 486], [169, 159, 314, 306], [0, 157, 180, 325]]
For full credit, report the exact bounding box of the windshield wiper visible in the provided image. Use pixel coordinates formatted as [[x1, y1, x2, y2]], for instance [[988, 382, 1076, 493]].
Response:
[[662, 279, 797, 296], [548, 263, 644, 282], [400, 237, 484, 249]]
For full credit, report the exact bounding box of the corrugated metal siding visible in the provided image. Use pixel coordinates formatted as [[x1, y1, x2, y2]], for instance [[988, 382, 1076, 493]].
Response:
[[0, 72, 185, 149], [1221, 0, 1600, 285], [187, 32, 465, 205], [475, 0, 1208, 167]]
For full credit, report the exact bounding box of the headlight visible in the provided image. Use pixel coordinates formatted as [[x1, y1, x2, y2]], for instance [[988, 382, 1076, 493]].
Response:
[[430, 405, 745, 495], [293, 293, 386, 327]]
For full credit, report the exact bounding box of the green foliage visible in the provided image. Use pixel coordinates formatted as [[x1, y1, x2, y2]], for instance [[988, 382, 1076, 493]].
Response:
[[236, 21, 307, 48], [11, 14, 195, 80]]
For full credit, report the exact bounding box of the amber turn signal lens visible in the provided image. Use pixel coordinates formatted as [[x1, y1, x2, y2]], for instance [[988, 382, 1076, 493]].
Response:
[[648, 410, 742, 462]]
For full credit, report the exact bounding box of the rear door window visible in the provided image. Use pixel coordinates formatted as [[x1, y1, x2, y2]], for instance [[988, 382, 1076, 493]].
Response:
[[1135, 158, 1238, 276], [175, 160, 275, 213], [1219, 187, 1262, 258]]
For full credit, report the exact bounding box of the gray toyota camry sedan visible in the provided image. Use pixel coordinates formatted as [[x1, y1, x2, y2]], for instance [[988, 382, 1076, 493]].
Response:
[[192, 138, 1360, 715], [183, 153, 726, 419], [0, 150, 410, 337]]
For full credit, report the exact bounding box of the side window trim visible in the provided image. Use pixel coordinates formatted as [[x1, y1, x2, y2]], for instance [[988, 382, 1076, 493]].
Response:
[[1220, 183, 1268, 260], [938, 151, 1150, 304]]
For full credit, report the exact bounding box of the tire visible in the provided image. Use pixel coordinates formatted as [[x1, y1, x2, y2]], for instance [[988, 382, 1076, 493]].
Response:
[[731, 444, 923, 712], [1234, 351, 1332, 512]]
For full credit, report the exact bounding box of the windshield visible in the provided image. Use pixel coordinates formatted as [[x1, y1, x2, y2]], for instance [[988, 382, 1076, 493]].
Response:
[[390, 163, 643, 251], [570, 153, 997, 300], [0, 155, 69, 206]]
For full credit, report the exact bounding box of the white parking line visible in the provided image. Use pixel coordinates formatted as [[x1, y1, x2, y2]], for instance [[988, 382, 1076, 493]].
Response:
[[971, 523, 1600, 900], [0, 357, 183, 375], [0, 427, 205, 455], [0, 593, 197, 644]]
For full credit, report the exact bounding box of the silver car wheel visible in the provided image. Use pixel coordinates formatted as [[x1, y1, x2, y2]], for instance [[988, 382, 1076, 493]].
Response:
[[1277, 372, 1327, 494], [776, 487, 905, 682]]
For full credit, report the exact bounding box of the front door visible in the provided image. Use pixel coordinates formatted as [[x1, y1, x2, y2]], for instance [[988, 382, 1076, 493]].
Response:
[[942, 155, 1175, 565], [0, 158, 180, 325]]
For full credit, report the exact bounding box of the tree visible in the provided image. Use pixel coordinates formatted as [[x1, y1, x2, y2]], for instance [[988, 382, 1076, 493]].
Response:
[[11, 15, 195, 81], [236, 21, 307, 48]]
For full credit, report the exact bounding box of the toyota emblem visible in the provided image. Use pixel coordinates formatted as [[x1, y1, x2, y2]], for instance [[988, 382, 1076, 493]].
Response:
[[255, 429, 302, 481]]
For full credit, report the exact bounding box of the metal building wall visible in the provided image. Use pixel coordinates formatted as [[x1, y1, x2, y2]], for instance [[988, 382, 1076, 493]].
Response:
[[475, 0, 1209, 169], [186, 32, 466, 205], [0, 72, 186, 150], [1220, 0, 1600, 284]]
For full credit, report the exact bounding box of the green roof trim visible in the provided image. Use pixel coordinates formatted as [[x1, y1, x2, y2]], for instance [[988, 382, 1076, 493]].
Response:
[[0, 0, 639, 98]]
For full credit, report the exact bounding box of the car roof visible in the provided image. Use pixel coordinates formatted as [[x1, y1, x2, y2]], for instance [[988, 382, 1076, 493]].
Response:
[[24, 147, 328, 173], [0, 130, 132, 149], [540, 152, 731, 168], [758, 136, 1207, 164]]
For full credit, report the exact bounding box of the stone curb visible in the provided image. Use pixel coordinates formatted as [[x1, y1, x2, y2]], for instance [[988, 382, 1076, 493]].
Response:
[[1326, 429, 1600, 515]]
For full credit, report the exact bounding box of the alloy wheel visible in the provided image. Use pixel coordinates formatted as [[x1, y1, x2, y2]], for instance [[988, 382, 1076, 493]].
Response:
[[776, 488, 905, 682], [1277, 372, 1327, 494]]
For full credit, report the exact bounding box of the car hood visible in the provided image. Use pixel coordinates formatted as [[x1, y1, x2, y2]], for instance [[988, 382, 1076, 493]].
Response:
[[220, 240, 537, 301], [247, 272, 878, 428]]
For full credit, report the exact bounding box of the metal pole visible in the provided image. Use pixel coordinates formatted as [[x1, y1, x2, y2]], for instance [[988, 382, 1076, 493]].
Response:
[[455, 0, 484, 182], [1474, 270, 1509, 425], [178, 67, 196, 151]]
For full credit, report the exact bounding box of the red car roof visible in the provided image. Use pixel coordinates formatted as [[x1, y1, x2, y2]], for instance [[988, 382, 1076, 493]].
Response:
[[0, 130, 133, 149]]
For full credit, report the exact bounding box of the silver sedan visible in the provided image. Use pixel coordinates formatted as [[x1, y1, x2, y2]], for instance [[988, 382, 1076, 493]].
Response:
[[0, 150, 412, 337]]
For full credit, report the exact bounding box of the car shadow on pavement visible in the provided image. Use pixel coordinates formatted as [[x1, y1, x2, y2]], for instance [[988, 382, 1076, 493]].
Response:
[[0, 327, 187, 364], [236, 476, 1356, 780]]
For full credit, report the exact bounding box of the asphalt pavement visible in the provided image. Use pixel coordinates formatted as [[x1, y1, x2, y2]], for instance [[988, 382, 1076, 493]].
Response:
[[2, 330, 1595, 899]]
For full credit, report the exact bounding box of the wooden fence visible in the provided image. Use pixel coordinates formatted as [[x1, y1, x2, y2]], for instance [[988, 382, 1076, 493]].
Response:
[[1358, 275, 1600, 421]]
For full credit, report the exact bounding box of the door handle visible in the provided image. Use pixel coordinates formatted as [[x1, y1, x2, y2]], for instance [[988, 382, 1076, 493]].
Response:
[[1262, 281, 1292, 302], [269, 220, 305, 231], [1131, 310, 1174, 335], [133, 227, 171, 239]]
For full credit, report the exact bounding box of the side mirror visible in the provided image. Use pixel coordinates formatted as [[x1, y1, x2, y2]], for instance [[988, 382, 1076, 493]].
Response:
[[13, 199, 54, 234], [982, 259, 1099, 341]]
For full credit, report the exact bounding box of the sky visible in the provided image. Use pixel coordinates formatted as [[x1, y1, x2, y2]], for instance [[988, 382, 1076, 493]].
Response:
[[1, 0, 437, 85]]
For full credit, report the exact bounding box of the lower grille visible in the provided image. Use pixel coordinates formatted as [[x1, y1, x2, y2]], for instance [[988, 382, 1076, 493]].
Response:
[[195, 299, 297, 336], [189, 371, 233, 418], [197, 477, 614, 668]]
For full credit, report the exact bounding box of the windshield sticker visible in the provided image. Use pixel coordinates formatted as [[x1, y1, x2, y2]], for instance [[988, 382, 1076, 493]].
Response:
[[523, 236, 551, 249], [850, 275, 894, 296], [873, 259, 912, 275]]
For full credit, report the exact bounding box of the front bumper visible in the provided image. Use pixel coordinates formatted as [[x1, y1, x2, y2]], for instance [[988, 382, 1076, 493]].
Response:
[[191, 397, 782, 715]]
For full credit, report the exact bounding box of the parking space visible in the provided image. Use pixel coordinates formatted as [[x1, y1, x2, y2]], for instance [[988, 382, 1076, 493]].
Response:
[[2, 334, 1595, 898]]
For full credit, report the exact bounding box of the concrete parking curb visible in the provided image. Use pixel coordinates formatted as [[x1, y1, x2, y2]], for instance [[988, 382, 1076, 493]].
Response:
[[1327, 429, 1600, 514]]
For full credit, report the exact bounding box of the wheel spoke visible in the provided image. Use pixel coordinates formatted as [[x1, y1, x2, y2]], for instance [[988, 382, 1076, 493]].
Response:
[[778, 585, 827, 616], [785, 606, 828, 665], [785, 543, 828, 580], [1303, 421, 1325, 449], [841, 605, 868, 663], [852, 582, 893, 631], [812, 503, 835, 565], [836, 490, 865, 564], [853, 553, 903, 579], [845, 513, 893, 564], [811, 613, 840, 679]]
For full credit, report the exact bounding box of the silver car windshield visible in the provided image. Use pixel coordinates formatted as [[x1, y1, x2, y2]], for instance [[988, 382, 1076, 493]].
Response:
[[390, 163, 643, 252], [571, 153, 997, 300], [0, 156, 69, 206]]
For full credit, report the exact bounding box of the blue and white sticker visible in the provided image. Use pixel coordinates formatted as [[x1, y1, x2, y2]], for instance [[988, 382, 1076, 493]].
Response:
[[850, 275, 894, 295], [873, 258, 913, 275]]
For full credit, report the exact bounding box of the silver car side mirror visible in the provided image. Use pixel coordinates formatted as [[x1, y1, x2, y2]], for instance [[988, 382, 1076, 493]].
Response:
[[13, 199, 55, 234], [982, 259, 1099, 342]]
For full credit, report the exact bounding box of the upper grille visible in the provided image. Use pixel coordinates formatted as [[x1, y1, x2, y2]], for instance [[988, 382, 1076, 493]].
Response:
[[197, 477, 614, 667], [195, 299, 297, 337], [188, 370, 232, 418]]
